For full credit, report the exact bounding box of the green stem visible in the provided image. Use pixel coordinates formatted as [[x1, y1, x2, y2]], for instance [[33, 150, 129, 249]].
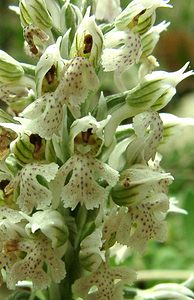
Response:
[[49, 282, 61, 300]]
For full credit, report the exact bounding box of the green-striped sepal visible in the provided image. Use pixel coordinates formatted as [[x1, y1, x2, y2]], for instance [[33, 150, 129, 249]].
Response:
[[10, 132, 44, 165], [0, 50, 24, 83], [19, 0, 53, 29], [141, 21, 170, 58], [115, 0, 172, 34]]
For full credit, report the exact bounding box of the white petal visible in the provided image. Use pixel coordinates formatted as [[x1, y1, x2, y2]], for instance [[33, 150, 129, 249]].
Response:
[[18, 92, 63, 139], [60, 154, 118, 210], [16, 163, 58, 214], [55, 57, 99, 118], [102, 30, 142, 73], [7, 236, 66, 290]]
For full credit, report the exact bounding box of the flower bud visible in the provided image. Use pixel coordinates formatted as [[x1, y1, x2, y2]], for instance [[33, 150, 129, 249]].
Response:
[[111, 165, 172, 206], [60, 1, 82, 39], [10, 132, 44, 165], [10, 132, 35, 165], [70, 8, 104, 68], [19, 0, 53, 30], [128, 62, 193, 111], [115, 0, 172, 34], [0, 50, 24, 83], [19, 0, 32, 27]]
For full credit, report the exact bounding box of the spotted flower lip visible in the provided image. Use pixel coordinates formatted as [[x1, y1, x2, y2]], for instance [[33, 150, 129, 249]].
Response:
[[15, 162, 59, 214], [17, 92, 63, 139], [6, 236, 66, 290], [55, 57, 99, 118], [104, 192, 169, 253], [0, 208, 66, 290], [2, 58, 100, 140], [102, 28, 142, 73], [72, 262, 136, 300], [60, 152, 119, 210]]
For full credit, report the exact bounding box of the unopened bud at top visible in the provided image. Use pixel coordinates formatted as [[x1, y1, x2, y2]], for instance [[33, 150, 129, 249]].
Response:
[[19, 0, 53, 29]]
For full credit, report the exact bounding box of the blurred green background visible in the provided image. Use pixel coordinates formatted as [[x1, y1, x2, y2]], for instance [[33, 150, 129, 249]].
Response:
[[0, 0, 194, 298]]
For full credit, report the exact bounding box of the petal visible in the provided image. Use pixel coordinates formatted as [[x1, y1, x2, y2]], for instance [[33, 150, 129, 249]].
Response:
[[55, 57, 99, 118], [60, 154, 118, 210], [129, 111, 163, 162], [23, 209, 69, 247], [23, 24, 49, 57], [102, 30, 142, 73], [16, 162, 58, 214], [18, 92, 63, 139], [7, 236, 66, 290], [0, 207, 23, 223], [73, 263, 136, 300], [122, 193, 169, 252]]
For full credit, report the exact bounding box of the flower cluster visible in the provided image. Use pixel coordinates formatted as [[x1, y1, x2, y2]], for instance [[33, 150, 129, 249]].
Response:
[[0, 0, 193, 299]]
